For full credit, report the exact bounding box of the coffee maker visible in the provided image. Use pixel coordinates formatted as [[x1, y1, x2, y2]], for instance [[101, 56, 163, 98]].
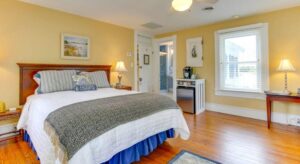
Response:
[[183, 66, 193, 79]]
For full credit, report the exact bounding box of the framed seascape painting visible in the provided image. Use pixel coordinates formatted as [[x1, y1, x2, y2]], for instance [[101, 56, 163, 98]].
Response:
[[61, 33, 90, 60], [186, 37, 203, 67]]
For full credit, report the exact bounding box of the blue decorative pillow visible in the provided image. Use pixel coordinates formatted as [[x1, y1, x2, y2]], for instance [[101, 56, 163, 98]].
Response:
[[74, 84, 97, 92], [72, 75, 97, 92]]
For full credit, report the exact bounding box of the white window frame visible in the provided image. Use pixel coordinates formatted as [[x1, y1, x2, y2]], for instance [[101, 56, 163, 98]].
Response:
[[215, 23, 269, 99]]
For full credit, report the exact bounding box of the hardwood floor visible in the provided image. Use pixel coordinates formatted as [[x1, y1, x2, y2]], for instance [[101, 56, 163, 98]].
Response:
[[138, 112, 300, 164], [1, 111, 300, 164], [0, 137, 39, 163]]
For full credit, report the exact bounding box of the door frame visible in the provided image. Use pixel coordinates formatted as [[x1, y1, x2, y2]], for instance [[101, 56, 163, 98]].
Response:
[[134, 31, 154, 91], [153, 35, 177, 100]]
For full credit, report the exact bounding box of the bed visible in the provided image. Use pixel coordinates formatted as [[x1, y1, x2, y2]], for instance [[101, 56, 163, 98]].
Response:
[[16, 63, 190, 164]]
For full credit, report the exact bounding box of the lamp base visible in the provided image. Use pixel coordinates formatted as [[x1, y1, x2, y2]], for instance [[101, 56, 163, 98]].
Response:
[[116, 83, 122, 87], [117, 74, 122, 87], [282, 89, 291, 95], [281, 72, 291, 95]]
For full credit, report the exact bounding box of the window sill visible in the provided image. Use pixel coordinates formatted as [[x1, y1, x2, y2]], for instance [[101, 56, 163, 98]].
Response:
[[215, 90, 266, 100]]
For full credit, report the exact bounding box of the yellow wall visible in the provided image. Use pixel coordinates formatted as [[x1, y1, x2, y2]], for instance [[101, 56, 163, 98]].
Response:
[[157, 6, 300, 114], [0, 1, 134, 108]]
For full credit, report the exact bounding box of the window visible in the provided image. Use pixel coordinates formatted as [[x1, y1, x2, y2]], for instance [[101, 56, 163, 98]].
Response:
[[215, 23, 269, 99]]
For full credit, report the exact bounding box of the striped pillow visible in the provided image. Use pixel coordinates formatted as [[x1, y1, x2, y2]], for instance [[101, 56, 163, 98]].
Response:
[[38, 70, 76, 94], [81, 71, 110, 88]]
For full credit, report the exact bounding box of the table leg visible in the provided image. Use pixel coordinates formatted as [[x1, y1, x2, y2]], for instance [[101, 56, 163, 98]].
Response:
[[266, 96, 272, 129]]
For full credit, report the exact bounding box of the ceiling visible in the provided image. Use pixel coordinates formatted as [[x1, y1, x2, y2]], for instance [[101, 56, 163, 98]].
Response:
[[21, 0, 300, 35]]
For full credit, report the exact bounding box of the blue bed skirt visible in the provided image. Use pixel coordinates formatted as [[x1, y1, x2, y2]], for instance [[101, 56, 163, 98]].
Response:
[[24, 129, 175, 164]]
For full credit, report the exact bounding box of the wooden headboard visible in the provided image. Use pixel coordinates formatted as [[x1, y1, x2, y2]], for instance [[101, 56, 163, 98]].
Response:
[[17, 63, 111, 105]]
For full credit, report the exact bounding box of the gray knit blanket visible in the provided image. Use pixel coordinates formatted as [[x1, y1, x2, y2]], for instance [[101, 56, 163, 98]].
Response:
[[44, 93, 180, 163]]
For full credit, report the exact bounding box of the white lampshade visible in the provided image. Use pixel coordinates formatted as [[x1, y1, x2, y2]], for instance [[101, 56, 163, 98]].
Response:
[[115, 61, 127, 72], [172, 0, 193, 12], [277, 59, 296, 72]]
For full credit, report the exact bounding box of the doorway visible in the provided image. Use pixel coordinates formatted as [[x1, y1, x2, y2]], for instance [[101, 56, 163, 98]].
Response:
[[154, 36, 177, 100], [159, 42, 174, 98]]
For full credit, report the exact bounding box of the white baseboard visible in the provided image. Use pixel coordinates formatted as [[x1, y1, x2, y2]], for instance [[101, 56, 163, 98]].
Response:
[[205, 103, 300, 126]]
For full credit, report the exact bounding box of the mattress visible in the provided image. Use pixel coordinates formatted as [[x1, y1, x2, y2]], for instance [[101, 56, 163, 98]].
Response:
[[17, 88, 190, 164]]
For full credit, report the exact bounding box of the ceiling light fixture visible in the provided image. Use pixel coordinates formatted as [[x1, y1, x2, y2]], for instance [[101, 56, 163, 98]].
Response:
[[172, 0, 193, 12], [232, 15, 240, 19]]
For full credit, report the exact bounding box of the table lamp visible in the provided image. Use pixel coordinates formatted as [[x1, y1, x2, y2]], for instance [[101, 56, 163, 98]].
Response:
[[277, 59, 295, 94], [115, 61, 127, 87]]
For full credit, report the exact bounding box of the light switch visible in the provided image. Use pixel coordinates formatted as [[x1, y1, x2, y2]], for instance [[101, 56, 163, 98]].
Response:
[[127, 51, 132, 57]]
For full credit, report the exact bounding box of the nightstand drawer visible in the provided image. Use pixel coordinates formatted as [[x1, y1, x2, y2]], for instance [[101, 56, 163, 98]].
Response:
[[0, 123, 19, 140], [0, 108, 22, 142]]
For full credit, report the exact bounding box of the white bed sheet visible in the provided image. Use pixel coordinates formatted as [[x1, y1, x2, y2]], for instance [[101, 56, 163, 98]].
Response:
[[17, 88, 190, 164]]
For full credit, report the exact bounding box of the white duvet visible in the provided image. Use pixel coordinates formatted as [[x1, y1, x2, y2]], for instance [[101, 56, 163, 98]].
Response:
[[17, 88, 190, 164]]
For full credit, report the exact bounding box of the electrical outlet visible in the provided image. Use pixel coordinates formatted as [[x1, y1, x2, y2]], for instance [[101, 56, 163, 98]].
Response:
[[288, 116, 300, 127], [127, 51, 132, 57], [297, 118, 300, 125]]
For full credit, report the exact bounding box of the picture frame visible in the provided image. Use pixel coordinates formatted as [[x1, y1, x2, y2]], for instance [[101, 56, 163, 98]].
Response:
[[186, 37, 203, 67], [61, 33, 90, 60], [144, 54, 150, 65]]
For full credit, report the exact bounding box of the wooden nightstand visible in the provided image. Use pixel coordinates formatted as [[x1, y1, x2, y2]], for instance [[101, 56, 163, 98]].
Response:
[[0, 108, 23, 142], [115, 85, 132, 91]]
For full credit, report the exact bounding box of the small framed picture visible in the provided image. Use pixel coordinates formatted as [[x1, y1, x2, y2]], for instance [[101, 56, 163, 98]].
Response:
[[61, 33, 90, 60], [144, 54, 150, 65]]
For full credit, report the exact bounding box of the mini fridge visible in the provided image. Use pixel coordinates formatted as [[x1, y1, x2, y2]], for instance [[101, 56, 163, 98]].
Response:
[[176, 86, 195, 114]]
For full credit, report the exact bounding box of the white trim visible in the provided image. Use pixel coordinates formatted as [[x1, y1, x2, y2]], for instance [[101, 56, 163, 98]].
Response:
[[153, 35, 177, 100], [206, 103, 300, 126], [216, 23, 268, 34], [134, 32, 138, 91], [134, 31, 154, 91], [215, 90, 266, 100], [214, 23, 269, 99]]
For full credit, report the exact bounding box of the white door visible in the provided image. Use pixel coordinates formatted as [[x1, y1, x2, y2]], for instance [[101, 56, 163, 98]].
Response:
[[136, 34, 153, 92], [138, 44, 153, 92]]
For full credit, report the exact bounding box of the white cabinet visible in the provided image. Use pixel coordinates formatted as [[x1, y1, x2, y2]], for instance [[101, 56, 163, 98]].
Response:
[[176, 79, 205, 115]]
